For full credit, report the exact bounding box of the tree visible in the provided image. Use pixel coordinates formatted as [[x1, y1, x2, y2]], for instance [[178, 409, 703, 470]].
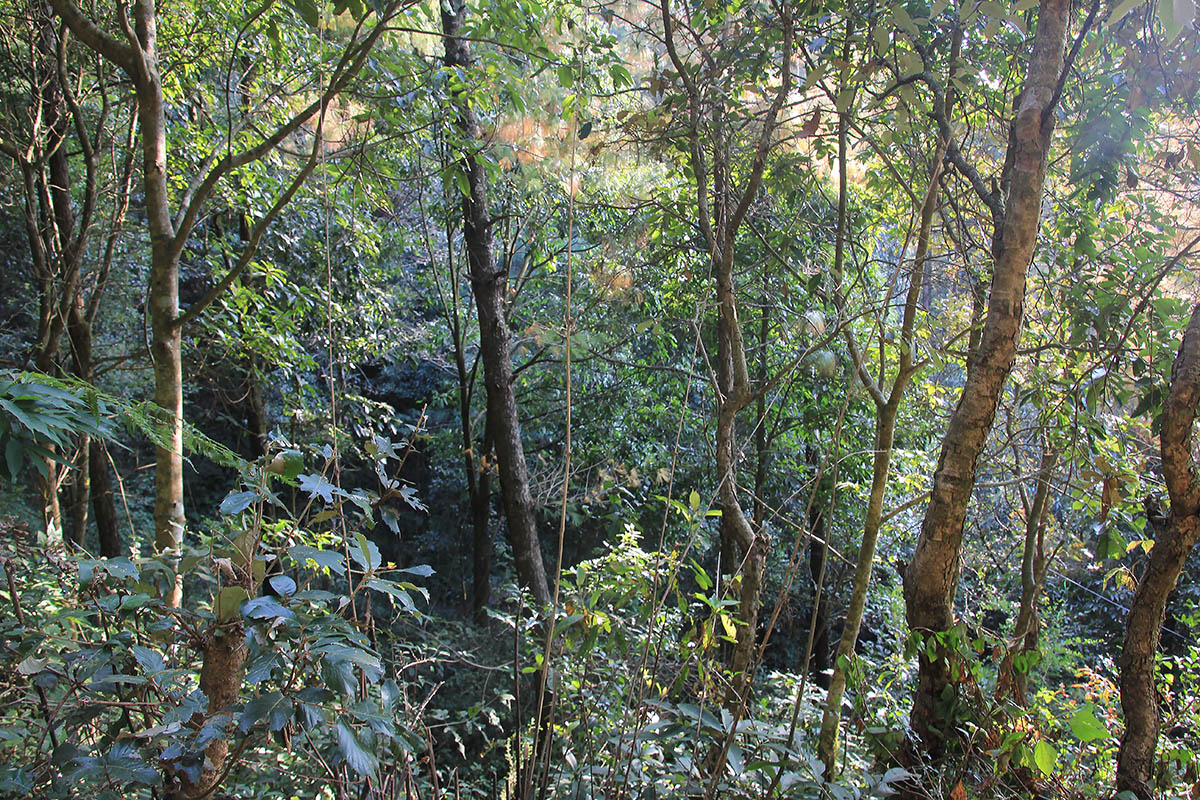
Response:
[[0, 2, 128, 553], [1116, 303, 1200, 799], [440, 0, 552, 609], [902, 0, 1082, 747], [658, 0, 795, 709], [48, 0, 406, 606]]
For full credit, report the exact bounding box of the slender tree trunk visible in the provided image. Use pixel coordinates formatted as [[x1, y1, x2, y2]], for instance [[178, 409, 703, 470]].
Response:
[[138, 34, 187, 606], [807, 500, 829, 687], [903, 0, 1071, 748], [90, 439, 121, 557], [471, 434, 494, 618], [1003, 446, 1056, 705], [441, 0, 551, 609], [1116, 305, 1200, 799], [817, 44, 953, 759]]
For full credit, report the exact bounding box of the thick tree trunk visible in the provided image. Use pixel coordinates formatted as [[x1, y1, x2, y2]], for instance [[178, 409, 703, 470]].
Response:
[[1116, 305, 1200, 799], [903, 0, 1071, 748], [441, 0, 551, 609], [169, 620, 248, 799]]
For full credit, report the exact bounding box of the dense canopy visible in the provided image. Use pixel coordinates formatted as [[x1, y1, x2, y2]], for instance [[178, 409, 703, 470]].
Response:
[[1, 0, 1199, 797]]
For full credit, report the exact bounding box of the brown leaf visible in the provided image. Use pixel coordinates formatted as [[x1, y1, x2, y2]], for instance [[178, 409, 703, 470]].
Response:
[[799, 109, 821, 138], [950, 781, 966, 800]]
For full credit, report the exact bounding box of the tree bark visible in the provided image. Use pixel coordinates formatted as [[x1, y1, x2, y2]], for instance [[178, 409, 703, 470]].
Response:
[[441, 0, 551, 609], [902, 0, 1071, 748], [1116, 305, 1200, 799]]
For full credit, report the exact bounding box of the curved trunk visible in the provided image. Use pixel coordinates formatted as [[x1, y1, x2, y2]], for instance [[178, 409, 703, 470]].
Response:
[[903, 0, 1071, 748], [1116, 305, 1200, 799]]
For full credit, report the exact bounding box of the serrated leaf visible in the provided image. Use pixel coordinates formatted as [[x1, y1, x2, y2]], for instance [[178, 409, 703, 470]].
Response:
[[288, 545, 346, 576], [243, 596, 294, 621], [241, 691, 293, 732]]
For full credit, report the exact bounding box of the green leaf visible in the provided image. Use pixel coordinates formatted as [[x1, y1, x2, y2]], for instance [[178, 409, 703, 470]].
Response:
[[336, 719, 379, 779], [1033, 739, 1057, 775], [1159, 0, 1195, 41], [688, 490, 700, 512], [292, 0, 320, 27], [350, 533, 381, 572], [289, 545, 346, 576], [557, 65, 575, 87], [240, 691, 293, 732], [220, 491, 257, 515], [215, 586, 248, 621], [1108, 0, 1144, 23], [1069, 703, 1108, 742]]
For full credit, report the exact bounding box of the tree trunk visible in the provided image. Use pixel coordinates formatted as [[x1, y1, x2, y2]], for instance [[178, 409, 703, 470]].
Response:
[[471, 434, 494, 619], [90, 439, 121, 557], [1116, 305, 1200, 799], [441, 0, 551, 609], [902, 0, 1071, 748], [807, 501, 830, 687], [818, 58, 951, 762], [1003, 445, 1056, 705], [135, 15, 187, 606]]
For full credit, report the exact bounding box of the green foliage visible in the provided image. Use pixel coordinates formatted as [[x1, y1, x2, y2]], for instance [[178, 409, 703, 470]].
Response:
[[0, 372, 107, 481]]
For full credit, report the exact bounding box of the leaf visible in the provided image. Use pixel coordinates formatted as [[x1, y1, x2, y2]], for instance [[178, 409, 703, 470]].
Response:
[[1159, 0, 1195, 41], [366, 578, 416, 611], [1070, 703, 1108, 741], [130, 645, 165, 675], [557, 65, 575, 88], [336, 719, 379, 779], [240, 691, 293, 732], [798, 109, 821, 138], [220, 491, 257, 515], [1033, 739, 1057, 775], [949, 782, 966, 800], [578, 120, 593, 140], [17, 656, 47, 675], [298, 473, 340, 504], [688, 490, 700, 512], [215, 586, 248, 621], [243, 596, 294, 621], [268, 575, 297, 596], [395, 564, 434, 578], [292, 0, 320, 26], [1108, 0, 1144, 23], [289, 545, 346, 576], [349, 534, 381, 573]]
